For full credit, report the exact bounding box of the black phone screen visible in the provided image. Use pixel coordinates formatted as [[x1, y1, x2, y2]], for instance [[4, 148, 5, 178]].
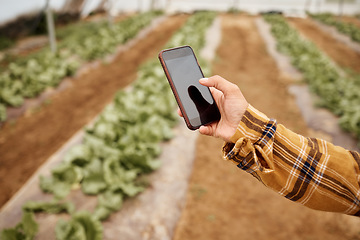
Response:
[[161, 46, 220, 129]]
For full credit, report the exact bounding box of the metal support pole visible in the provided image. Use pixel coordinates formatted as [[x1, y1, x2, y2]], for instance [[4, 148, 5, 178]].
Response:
[[150, 0, 157, 10], [106, 0, 113, 28], [138, 0, 142, 12], [339, 0, 344, 19], [45, 0, 57, 53], [317, 0, 322, 13]]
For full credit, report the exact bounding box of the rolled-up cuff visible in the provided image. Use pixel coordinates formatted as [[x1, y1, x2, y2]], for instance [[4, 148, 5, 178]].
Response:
[[222, 105, 276, 173]]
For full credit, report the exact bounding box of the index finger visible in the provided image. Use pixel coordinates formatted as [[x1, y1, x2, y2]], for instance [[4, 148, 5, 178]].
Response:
[[177, 108, 183, 117]]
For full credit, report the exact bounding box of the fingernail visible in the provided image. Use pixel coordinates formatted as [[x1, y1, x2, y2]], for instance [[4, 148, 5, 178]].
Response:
[[199, 78, 208, 82]]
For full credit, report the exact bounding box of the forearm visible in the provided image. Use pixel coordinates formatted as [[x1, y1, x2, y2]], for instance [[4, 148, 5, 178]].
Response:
[[223, 105, 360, 215]]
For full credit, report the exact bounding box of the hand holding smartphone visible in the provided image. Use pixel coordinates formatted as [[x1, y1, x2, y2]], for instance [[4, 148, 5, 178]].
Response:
[[158, 46, 221, 130]]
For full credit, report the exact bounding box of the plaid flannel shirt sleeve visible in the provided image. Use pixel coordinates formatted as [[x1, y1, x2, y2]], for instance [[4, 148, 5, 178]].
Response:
[[223, 104, 360, 216]]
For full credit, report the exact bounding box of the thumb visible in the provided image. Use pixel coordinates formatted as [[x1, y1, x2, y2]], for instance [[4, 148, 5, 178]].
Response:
[[199, 75, 236, 96]]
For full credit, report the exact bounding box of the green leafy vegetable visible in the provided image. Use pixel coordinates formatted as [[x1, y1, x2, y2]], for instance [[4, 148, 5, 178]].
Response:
[[93, 189, 124, 221], [55, 212, 102, 240], [23, 201, 75, 214], [81, 158, 107, 195], [39, 162, 82, 199], [0, 211, 38, 240], [0, 104, 6, 122]]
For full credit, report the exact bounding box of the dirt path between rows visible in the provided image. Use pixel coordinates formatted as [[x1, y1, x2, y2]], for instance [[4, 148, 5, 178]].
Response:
[[173, 14, 360, 240], [0, 14, 188, 208], [289, 17, 360, 73]]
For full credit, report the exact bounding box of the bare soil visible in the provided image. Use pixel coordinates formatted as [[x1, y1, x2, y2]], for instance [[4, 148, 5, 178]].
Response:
[[0, 14, 188, 208], [289, 17, 360, 73], [173, 14, 360, 240]]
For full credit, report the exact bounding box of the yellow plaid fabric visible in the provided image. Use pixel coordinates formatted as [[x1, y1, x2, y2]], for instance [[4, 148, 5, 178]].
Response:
[[223, 105, 360, 216]]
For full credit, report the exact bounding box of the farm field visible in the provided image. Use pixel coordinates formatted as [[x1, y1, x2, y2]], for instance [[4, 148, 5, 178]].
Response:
[[1, 11, 360, 240], [0, 14, 188, 208]]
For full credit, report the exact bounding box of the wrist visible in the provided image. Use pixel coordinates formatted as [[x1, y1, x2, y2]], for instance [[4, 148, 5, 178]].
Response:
[[229, 104, 269, 143]]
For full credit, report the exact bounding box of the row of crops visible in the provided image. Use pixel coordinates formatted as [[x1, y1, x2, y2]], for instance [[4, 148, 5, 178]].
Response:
[[310, 13, 360, 43], [264, 14, 360, 142], [0, 11, 162, 122], [0, 11, 217, 240]]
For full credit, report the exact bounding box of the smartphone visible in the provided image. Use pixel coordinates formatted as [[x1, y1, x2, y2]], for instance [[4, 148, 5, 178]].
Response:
[[158, 45, 221, 130]]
